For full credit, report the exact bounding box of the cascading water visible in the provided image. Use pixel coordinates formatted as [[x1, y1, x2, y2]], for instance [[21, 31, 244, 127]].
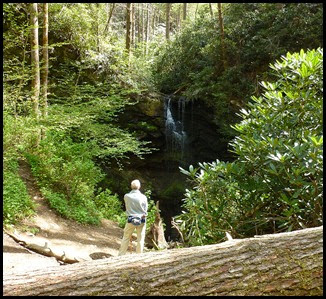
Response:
[[161, 96, 232, 240], [164, 96, 189, 164]]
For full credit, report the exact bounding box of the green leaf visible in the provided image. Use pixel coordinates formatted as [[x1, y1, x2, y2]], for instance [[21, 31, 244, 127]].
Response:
[[309, 136, 323, 146], [292, 189, 301, 199], [179, 166, 190, 176], [269, 163, 278, 174]]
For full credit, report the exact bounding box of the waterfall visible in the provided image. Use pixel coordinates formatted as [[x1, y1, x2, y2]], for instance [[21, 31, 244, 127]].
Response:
[[164, 96, 188, 162]]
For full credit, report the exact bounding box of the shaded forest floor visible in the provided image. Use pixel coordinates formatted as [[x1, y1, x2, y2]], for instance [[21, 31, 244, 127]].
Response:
[[3, 160, 127, 275]]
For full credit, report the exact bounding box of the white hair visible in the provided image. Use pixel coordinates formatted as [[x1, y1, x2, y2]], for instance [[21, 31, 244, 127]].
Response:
[[131, 179, 141, 190]]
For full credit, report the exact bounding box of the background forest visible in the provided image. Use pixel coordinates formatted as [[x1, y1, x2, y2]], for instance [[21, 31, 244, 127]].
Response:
[[3, 3, 323, 246]]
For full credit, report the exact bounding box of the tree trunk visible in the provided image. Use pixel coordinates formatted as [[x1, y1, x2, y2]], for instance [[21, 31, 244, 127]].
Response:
[[30, 3, 40, 120], [95, 3, 100, 52], [125, 3, 132, 57], [217, 3, 227, 70], [3, 226, 323, 296], [183, 3, 187, 21], [144, 3, 150, 55], [40, 3, 49, 141], [16, 27, 29, 118], [176, 4, 181, 30], [41, 3, 48, 119], [103, 3, 115, 35], [131, 3, 135, 48], [4, 230, 82, 264], [137, 3, 141, 44], [165, 3, 171, 40], [151, 7, 156, 37], [209, 3, 214, 18], [141, 3, 145, 43], [145, 201, 168, 249], [195, 3, 199, 20]]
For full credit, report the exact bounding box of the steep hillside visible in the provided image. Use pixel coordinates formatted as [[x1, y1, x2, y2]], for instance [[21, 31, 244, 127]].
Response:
[[4, 160, 125, 274]]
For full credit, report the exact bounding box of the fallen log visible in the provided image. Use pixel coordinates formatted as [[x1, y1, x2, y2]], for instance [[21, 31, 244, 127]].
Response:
[[3, 226, 323, 296], [4, 230, 83, 264]]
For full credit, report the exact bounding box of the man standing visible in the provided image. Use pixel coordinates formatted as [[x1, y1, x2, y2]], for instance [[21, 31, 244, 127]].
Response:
[[118, 179, 148, 256]]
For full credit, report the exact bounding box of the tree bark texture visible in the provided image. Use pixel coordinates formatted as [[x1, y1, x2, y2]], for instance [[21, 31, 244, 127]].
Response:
[[176, 4, 181, 30], [141, 3, 145, 42], [145, 3, 150, 55], [195, 3, 199, 20], [217, 3, 227, 70], [145, 201, 168, 250], [41, 3, 48, 119], [131, 3, 135, 47], [165, 3, 171, 40], [137, 3, 141, 44], [151, 7, 156, 37], [183, 3, 187, 21], [3, 226, 322, 296], [30, 3, 40, 119], [5, 230, 82, 264], [125, 3, 132, 54], [209, 3, 214, 18], [103, 3, 115, 35]]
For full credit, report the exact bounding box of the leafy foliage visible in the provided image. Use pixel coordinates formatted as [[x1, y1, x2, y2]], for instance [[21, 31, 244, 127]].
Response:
[[3, 3, 323, 241], [176, 48, 323, 245], [93, 188, 126, 227], [153, 3, 323, 137], [3, 3, 32, 116], [3, 160, 36, 226], [45, 85, 152, 161], [177, 161, 241, 246], [24, 132, 104, 224], [3, 113, 40, 226], [3, 3, 156, 226]]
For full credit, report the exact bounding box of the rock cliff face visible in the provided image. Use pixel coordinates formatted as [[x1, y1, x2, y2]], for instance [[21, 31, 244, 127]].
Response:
[[104, 93, 233, 240]]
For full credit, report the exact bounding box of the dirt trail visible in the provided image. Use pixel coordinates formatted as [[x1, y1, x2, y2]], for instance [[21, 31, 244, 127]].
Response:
[[3, 160, 125, 275]]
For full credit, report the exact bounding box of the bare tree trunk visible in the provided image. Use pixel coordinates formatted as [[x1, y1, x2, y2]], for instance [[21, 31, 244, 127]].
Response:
[[165, 3, 171, 40], [137, 3, 141, 44], [103, 3, 115, 35], [157, 6, 161, 27], [141, 3, 145, 43], [30, 3, 40, 120], [145, 3, 150, 55], [209, 3, 214, 18], [217, 3, 227, 70], [151, 6, 156, 37], [16, 27, 29, 118], [183, 3, 187, 21], [40, 3, 49, 140], [176, 4, 181, 30], [145, 201, 168, 249], [125, 3, 132, 57], [41, 3, 48, 119], [131, 3, 135, 48], [4, 226, 323, 296], [5, 230, 81, 264], [195, 3, 199, 20], [95, 3, 100, 52]]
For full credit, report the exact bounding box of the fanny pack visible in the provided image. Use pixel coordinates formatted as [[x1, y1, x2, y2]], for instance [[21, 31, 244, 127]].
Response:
[[128, 216, 146, 226]]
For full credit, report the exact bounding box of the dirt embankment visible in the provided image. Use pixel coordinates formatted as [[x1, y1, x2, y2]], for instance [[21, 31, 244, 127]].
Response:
[[3, 160, 126, 275]]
